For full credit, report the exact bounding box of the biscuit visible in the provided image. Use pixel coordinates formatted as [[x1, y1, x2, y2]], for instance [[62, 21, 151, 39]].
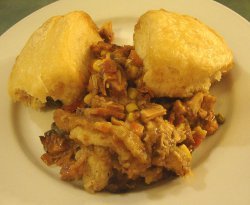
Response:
[[134, 9, 233, 97], [8, 11, 102, 108]]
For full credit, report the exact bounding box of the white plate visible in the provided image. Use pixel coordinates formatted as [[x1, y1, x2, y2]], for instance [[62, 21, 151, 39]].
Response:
[[1, 0, 250, 204]]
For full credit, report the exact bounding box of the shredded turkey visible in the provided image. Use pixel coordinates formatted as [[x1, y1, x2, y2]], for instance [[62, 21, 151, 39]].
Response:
[[40, 39, 222, 193]]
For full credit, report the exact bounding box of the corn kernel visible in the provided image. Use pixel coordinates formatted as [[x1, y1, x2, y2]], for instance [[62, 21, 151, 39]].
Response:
[[179, 144, 191, 159], [92, 59, 103, 72], [128, 87, 138, 99], [106, 52, 111, 59], [83, 93, 93, 105], [126, 103, 139, 113], [127, 65, 138, 79], [100, 50, 107, 56], [127, 112, 135, 122]]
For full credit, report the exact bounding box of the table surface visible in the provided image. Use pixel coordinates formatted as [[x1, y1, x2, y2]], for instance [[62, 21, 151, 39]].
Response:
[[0, 0, 250, 35]]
